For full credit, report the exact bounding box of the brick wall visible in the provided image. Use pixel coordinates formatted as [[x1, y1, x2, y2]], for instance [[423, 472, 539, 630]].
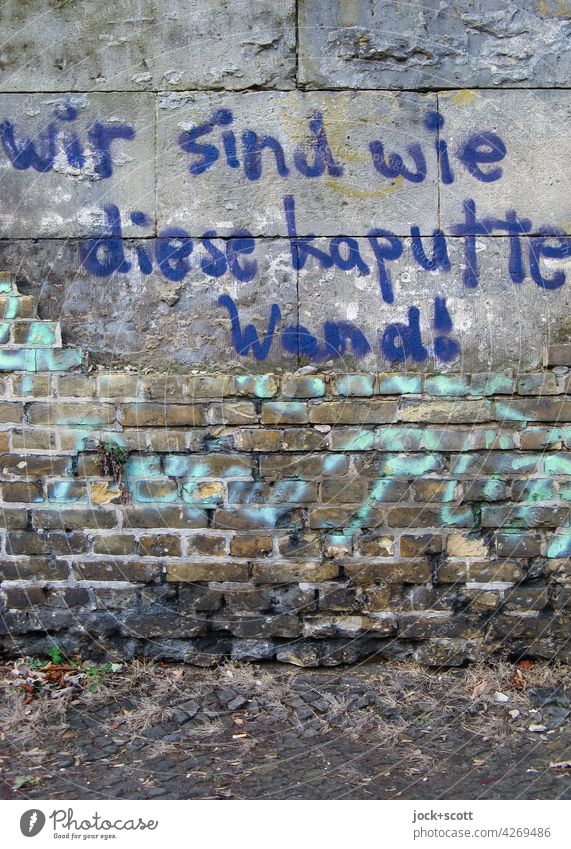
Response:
[[0, 273, 570, 666]]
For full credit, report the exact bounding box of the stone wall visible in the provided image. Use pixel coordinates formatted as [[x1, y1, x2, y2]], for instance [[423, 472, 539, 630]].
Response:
[[0, 1, 570, 664]]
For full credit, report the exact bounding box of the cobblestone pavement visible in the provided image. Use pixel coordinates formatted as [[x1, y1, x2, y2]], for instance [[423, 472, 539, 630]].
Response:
[[1, 659, 571, 800]]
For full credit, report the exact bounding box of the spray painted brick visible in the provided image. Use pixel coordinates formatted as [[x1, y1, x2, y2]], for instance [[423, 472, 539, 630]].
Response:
[[124, 507, 207, 529], [377, 374, 422, 395], [261, 402, 308, 425], [260, 453, 348, 479], [462, 480, 507, 502], [388, 507, 475, 528], [214, 508, 303, 530], [164, 454, 253, 478], [12, 321, 59, 347], [413, 480, 458, 502], [74, 561, 162, 583], [517, 373, 560, 395], [122, 404, 206, 427], [167, 562, 249, 582], [399, 400, 493, 423], [125, 455, 162, 478], [519, 427, 571, 450], [495, 532, 541, 558], [496, 399, 571, 422], [0, 349, 36, 371], [450, 453, 541, 476], [309, 506, 376, 529], [235, 374, 279, 398], [425, 375, 469, 397], [11, 374, 51, 396], [36, 349, 84, 371], [469, 373, 515, 396], [376, 427, 423, 451], [511, 479, 557, 502], [365, 479, 412, 502], [309, 400, 397, 425], [380, 453, 445, 476], [544, 455, 571, 476], [27, 402, 114, 426], [182, 481, 225, 506], [47, 480, 88, 503], [134, 480, 179, 504], [251, 561, 338, 584], [469, 429, 518, 451], [334, 374, 375, 397], [208, 402, 257, 425], [229, 535, 273, 558], [547, 535, 571, 558], [281, 374, 326, 398], [0, 295, 35, 318], [482, 505, 568, 529]]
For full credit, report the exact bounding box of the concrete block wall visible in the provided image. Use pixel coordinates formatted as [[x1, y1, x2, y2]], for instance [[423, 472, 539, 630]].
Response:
[[0, 2, 570, 664]]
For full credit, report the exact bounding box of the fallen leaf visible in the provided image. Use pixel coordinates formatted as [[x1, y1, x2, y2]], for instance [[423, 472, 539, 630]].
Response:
[[471, 680, 489, 700], [14, 775, 40, 790], [91, 481, 120, 504]]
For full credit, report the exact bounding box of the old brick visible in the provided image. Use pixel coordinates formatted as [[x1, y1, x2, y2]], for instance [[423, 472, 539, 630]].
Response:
[[47, 532, 90, 555], [3, 587, 47, 608], [97, 373, 139, 398], [0, 403, 24, 423], [47, 480, 88, 503], [328, 428, 376, 451], [517, 373, 559, 395], [2, 480, 43, 502], [446, 533, 488, 557], [0, 558, 67, 580], [182, 481, 225, 505], [32, 508, 118, 530], [260, 453, 348, 480], [281, 428, 325, 451], [333, 374, 375, 397], [186, 375, 234, 398], [27, 402, 115, 425], [134, 479, 179, 503], [2, 508, 27, 528], [377, 374, 422, 394], [425, 375, 469, 396], [123, 614, 207, 639], [358, 533, 394, 557], [6, 531, 49, 556], [235, 374, 279, 398], [12, 429, 54, 450], [214, 508, 303, 530], [481, 505, 568, 529], [413, 480, 458, 502], [208, 401, 257, 425], [344, 559, 432, 585], [164, 454, 253, 478], [167, 561, 249, 582], [251, 561, 338, 583], [11, 374, 51, 397], [139, 534, 182, 557], [186, 534, 227, 556], [388, 507, 475, 528], [399, 400, 493, 423], [309, 400, 397, 424], [400, 534, 443, 557], [495, 532, 542, 558], [320, 479, 367, 503], [278, 532, 321, 558], [544, 344, 571, 367], [229, 535, 273, 557], [0, 453, 71, 475], [124, 507, 207, 529], [282, 374, 326, 398], [449, 452, 541, 476], [233, 429, 282, 452], [142, 375, 187, 400], [497, 398, 571, 422], [122, 403, 206, 427], [92, 534, 136, 555], [469, 373, 514, 396], [57, 375, 96, 397], [74, 561, 161, 583], [461, 479, 507, 502], [261, 401, 308, 425]]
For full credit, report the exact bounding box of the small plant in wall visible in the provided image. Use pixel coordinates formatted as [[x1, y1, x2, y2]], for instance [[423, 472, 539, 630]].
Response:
[[96, 439, 129, 503]]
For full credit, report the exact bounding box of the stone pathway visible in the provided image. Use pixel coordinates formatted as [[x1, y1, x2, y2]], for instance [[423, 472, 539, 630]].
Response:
[[1, 660, 571, 800]]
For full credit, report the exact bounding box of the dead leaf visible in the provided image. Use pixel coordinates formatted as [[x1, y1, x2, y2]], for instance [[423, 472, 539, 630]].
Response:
[[14, 775, 40, 790], [470, 680, 489, 699], [91, 481, 120, 504]]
